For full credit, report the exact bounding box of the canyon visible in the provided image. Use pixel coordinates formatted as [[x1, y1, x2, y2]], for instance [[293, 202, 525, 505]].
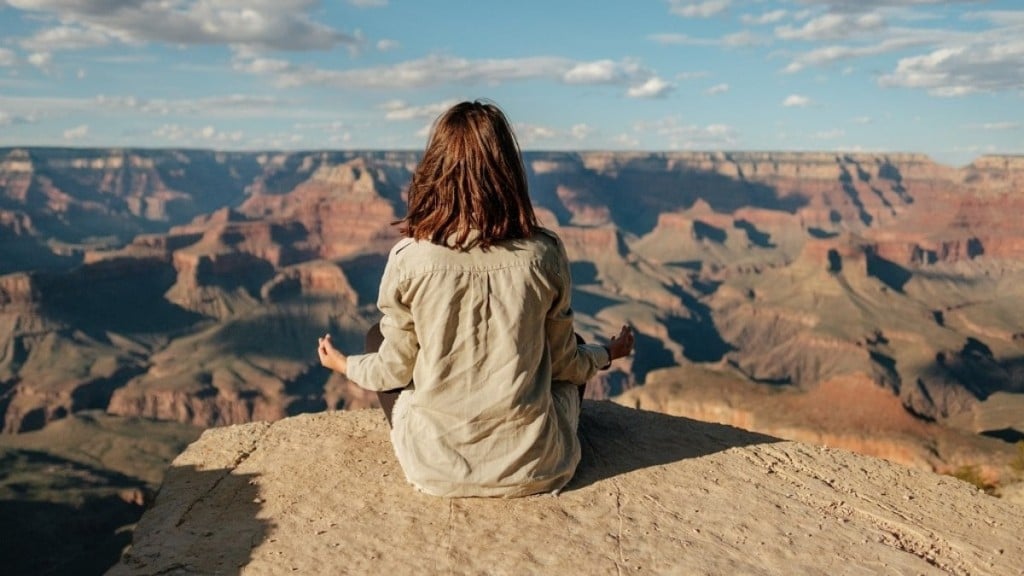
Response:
[[4, 146, 1023, 573], [2, 148, 1023, 469]]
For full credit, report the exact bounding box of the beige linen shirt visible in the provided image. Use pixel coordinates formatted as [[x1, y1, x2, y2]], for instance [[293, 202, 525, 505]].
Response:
[[346, 228, 609, 497]]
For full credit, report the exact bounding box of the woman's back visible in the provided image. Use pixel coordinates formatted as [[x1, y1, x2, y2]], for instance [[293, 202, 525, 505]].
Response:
[[317, 100, 633, 498], [375, 230, 588, 496]]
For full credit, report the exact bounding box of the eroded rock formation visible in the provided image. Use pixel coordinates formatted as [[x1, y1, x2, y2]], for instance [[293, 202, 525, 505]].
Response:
[[1, 149, 1022, 474]]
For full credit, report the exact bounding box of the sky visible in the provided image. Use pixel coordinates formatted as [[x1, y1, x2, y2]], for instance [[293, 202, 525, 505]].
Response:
[[0, 0, 1021, 166]]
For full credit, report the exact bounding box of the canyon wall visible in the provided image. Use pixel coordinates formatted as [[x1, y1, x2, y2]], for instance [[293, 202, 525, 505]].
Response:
[[2, 147, 1023, 474]]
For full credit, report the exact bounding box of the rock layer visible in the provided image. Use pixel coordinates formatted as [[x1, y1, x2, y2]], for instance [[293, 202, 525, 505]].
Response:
[[2, 149, 1024, 470]]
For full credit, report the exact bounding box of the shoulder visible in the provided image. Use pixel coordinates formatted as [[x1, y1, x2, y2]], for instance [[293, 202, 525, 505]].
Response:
[[526, 227, 563, 254], [382, 238, 418, 280], [385, 237, 458, 280], [390, 237, 417, 257], [535, 227, 561, 245], [532, 227, 568, 261]]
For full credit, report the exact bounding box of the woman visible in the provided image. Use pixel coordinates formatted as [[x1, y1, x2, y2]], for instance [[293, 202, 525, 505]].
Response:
[[318, 100, 634, 497]]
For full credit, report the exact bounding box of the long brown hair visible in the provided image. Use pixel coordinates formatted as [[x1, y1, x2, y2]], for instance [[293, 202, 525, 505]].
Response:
[[398, 100, 538, 250]]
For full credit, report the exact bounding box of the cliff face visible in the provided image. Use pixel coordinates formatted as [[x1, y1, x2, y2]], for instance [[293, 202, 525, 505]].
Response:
[[0, 411, 200, 576], [2, 149, 1023, 472], [110, 403, 1024, 576], [0, 148, 265, 275]]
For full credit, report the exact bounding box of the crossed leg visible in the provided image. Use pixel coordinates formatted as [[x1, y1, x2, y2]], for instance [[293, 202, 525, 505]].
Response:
[[364, 323, 403, 428]]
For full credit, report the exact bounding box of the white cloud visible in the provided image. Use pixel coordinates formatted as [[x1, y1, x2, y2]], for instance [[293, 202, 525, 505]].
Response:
[[613, 133, 640, 148], [234, 56, 293, 75], [741, 10, 787, 25], [0, 96, 90, 125], [813, 129, 845, 140], [378, 99, 456, 121], [781, 33, 937, 73], [652, 30, 765, 48], [27, 51, 52, 71], [773, 3, 1023, 99], [783, 94, 812, 107], [570, 123, 593, 140], [63, 124, 89, 140], [7, 0, 357, 51], [241, 131, 306, 149], [328, 131, 353, 145], [0, 111, 38, 126], [152, 123, 244, 145], [0, 48, 16, 67], [879, 40, 1024, 96], [94, 93, 287, 117], [564, 59, 647, 84], [635, 116, 739, 149], [0, 93, 313, 134], [294, 120, 347, 132], [964, 10, 1024, 27], [977, 121, 1021, 131], [20, 25, 110, 52], [234, 53, 666, 98], [705, 83, 729, 95], [851, 115, 873, 124], [514, 123, 558, 145], [376, 39, 399, 51], [152, 124, 187, 141], [776, 12, 886, 41], [669, 0, 732, 19], [722, 30, 769, 47], [796, 1, 978, 14], [626, 76, 674, 98], [235, 53, 573, 89]]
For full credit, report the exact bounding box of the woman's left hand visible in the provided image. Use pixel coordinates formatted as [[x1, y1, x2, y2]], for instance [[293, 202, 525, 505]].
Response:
[[318, 334, 348, 374], [607, 325, 635, 361]]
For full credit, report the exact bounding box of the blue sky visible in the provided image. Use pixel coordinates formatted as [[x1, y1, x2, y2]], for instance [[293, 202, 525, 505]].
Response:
[[0, 0, 1021, 166]]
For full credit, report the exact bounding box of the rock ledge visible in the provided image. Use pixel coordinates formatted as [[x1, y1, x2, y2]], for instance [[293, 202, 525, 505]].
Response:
[[111, 402, 1024, 575]]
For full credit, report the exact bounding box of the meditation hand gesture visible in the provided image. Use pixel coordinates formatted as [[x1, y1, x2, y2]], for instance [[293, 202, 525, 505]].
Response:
[[606, 325, 635, 362], [318, 334, 348, 375]]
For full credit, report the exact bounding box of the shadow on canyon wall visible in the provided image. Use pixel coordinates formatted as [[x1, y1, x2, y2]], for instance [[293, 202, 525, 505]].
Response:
[[920, 350, 1024, 402], [604, 171, 807, 236], [339, 253, 389, 307], [523, 152, 809, 236], [38, 260, 205, 337], [0, 449, 149, 576]]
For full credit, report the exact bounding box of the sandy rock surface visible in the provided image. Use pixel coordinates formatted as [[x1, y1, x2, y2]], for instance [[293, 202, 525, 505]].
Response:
[[111, 402, 1024, 575]]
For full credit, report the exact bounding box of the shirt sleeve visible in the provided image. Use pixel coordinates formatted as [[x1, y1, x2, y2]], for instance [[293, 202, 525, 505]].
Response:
[[346, 249, 419, 392], [545, 234, 610, 384]]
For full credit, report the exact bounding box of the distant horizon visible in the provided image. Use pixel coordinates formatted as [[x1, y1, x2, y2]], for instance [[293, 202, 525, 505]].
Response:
[[2, 1, 1022, 167], [3, 145, 1021, 170]]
